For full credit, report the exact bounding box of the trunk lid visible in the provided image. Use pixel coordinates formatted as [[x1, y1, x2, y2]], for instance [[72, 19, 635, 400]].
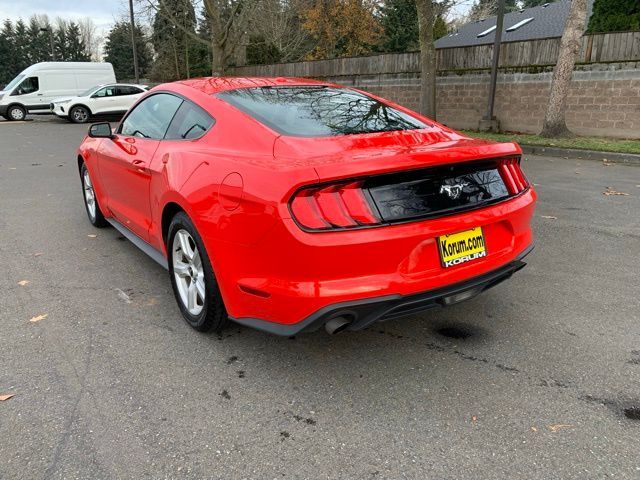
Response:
[[273, 128, 521, 182]]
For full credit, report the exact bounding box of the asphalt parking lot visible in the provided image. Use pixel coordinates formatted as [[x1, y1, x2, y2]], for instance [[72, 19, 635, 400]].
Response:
[[1, 117, 639, 479]]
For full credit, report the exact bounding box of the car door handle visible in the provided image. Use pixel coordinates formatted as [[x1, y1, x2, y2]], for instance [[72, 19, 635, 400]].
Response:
[[37, 93, 43, 96]]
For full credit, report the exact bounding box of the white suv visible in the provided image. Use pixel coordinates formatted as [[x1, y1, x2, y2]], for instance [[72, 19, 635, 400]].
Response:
[[50, 83, 148, 123]]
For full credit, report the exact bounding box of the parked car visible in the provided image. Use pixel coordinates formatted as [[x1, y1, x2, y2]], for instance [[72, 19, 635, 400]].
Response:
[[77, 77, 536, 336], [0, 62, 116, 121], [51, 84, 149, 123]]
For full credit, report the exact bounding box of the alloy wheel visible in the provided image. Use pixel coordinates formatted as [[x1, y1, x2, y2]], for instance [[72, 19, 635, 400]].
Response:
[[73, 108, 88, 123], [172, 229, 205, 316], [83, 168, 96, 220]]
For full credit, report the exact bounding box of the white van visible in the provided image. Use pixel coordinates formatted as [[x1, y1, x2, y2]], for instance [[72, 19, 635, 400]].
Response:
[[0, 62, 116, 121]]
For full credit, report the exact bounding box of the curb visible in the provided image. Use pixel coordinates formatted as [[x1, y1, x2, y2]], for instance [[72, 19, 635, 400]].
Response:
[[521, 145, 640, 165]]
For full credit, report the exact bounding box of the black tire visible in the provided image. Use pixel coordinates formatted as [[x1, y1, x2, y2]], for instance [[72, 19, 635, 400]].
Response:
[[69, 105, 90, 124], [80, 163, 108, 228], [167, 212, 228, 332], [7, 105, 26, 121]]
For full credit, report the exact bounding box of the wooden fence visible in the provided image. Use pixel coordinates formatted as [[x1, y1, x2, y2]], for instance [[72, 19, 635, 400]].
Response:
[[232, 31, 640, 77]]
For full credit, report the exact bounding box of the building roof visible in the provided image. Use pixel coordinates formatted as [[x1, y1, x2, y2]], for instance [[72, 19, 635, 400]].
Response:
[[435, 0, 594, 49]]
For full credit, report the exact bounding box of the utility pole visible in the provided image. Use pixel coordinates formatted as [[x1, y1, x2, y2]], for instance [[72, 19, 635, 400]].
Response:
[[481, 0, 505, 131], [129, 0, 140, 83], [39, 27, 55, 61]]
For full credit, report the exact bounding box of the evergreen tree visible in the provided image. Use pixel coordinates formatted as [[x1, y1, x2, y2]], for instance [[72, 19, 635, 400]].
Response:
[[65, 22, 91, 61], [187, 7, 213, 76], [0, 20, 17, 86], [587, 0, 640, 32], [103, 22, 152, 81], [54, 22, 68, 60], [246, 35, 282, 65], [379, 0, 420, 52], [26, 17, 52, 63], [13, 20, 30, 72], [151, 0, 197, 81], [433, 16, 448, 40]]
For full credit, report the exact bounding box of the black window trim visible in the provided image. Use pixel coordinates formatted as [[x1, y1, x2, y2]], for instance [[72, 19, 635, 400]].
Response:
[[117, 85, 145, 96], [117, 90, 215, 142], [164, 98, 216, 141]]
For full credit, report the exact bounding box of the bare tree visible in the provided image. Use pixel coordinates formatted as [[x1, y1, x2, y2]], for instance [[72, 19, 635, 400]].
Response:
[[77, 18, 102, 61], [249, 0, 311, 63], [416, 0, 436, 118], [139, 0, 258, 75], [540, 0, 588, 138]]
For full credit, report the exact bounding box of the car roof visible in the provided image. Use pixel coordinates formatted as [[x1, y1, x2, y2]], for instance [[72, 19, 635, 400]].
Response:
[[175, 77, 333, 95], [93, 83, 146, 88]]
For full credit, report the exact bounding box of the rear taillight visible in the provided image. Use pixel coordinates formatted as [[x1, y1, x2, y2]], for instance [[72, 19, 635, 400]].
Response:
[[498, 158, 529, 195], [290, 181, 381, 231]]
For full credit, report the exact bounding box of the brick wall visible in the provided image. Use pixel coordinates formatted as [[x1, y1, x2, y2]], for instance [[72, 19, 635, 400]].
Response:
[[232, 62, 640, 139], [332, 67, 640, 139]]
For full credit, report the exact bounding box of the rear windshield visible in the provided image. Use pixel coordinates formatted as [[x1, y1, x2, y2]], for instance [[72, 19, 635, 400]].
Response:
[[216, 86, 429, 137]]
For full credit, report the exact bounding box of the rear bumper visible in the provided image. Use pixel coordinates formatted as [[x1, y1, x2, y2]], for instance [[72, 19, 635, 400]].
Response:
[[217, 186, 536, 329], [230, 244, 533, 336]]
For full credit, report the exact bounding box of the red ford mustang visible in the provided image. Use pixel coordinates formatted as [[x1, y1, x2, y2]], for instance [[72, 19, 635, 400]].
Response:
[[77, 77, 536, 335]]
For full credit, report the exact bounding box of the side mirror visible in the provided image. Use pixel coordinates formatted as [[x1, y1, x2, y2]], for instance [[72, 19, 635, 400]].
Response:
[[88, 122, 114, 139]]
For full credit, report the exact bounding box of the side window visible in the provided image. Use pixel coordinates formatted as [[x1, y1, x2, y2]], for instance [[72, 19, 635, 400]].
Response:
[[11, 77, 39, 96], [119, 93, 182, 140], [117, 86, 143, 96], [165, 101, 215, 140], [93, 86, 116, 98]]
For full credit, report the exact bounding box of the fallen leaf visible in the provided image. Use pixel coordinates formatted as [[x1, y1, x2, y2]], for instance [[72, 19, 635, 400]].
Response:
[[548, 424, 573, 432], [87, 234, 98, 238], [0, 394, 15, 401], [18, 280, 30, 286], [541, 215, 557, 219], [9, 167, 16, 170], [471, 415, 478, 423], [115, 288, 132, 304], [29, 314, 48, 323], [531, 426, 538, 432], [575, 171, 581, 175], [33, 252, 43, 257], [603, 187, 630, 196]]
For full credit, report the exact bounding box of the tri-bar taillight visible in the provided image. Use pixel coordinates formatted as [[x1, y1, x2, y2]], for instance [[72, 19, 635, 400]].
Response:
[[498, 157, 529, 195], [290, 181, 380, 231], [290, 157, 529, 231]]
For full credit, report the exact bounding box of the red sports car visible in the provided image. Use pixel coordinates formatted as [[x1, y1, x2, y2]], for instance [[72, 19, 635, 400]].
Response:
[[77, 77, 536, 335]]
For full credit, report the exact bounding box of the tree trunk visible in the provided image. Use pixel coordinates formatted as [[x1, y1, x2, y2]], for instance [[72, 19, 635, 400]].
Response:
[[416, 0, 436, 119], [540, 0, 588, 137], [185, 32, 190, 79], [173, 42, 180, 79], [211, 39, 225, 76]]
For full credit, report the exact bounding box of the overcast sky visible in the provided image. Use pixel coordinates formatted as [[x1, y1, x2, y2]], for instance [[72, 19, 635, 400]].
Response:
[[0, 0, 128, 31]]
